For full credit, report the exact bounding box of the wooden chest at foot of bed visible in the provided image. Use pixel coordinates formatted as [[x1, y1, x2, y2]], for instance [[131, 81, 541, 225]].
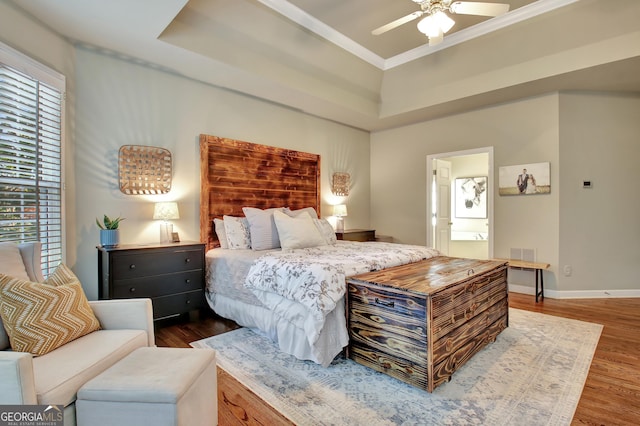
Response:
[[346, 256, 508, 392]]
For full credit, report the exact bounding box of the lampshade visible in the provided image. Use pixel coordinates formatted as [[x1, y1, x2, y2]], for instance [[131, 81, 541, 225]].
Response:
[[417, 11, 455, 46], [333, 204, 348, 217], [153, 202, 180, 221]]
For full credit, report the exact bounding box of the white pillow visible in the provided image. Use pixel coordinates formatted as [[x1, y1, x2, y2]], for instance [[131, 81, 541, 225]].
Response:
[[273, 210, 326, 251], [0, 242, 30, 281], [213, 218, 229, 249], [314, 218, 338, 245], [285, 207, 319, 220], [242, 207, 286, 251], [223, 216, 251, 249]]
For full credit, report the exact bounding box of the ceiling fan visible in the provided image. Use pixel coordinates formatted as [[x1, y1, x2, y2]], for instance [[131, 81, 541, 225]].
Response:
[[372, 0, 510, 46]]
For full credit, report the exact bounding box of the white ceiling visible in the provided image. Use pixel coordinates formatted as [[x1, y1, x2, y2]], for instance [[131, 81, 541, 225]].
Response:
[[8, 0, 640, 131]]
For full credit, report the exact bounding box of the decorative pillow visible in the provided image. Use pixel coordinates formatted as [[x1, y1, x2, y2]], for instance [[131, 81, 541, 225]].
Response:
[[0, 264, 101, 356], [242, 207, 286, 251], [314, 218, 338, 245], [223, 215, 251, 249], [285, 207, 319, 220], [0, 242, 30, 350], [273, 210, 326, 251], [213, 218, 229, 249], [0, 242, 30, 281]]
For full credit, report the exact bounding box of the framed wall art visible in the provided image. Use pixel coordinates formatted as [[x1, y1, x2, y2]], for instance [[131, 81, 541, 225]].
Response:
[[498, 162, 550, 195], [455, 176, 487, 218]]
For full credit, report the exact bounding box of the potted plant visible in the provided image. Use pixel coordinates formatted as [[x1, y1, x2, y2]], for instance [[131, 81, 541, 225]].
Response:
[[96, 214, 125, 247]]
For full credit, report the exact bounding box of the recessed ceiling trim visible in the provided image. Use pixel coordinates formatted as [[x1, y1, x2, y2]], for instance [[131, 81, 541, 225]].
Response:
[[255, 0, 386, 69], [257, 0, 580, 71], [385, 0, 581, 69]]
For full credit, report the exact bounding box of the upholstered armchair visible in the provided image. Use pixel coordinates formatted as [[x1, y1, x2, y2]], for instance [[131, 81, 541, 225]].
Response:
[[0, 242, 155, 426]]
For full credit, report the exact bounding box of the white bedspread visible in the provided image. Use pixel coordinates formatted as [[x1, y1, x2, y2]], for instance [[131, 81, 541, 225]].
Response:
[[245, 241, 440, 365]]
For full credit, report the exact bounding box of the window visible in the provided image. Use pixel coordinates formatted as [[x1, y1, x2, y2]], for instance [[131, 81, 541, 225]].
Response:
[[0, 43, 65, 276]]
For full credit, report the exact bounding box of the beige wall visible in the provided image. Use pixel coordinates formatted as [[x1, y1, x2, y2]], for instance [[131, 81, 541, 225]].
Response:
[[372, 92, 640, 295], [558, 92, 640, 294], [371, 94, 561, 293]]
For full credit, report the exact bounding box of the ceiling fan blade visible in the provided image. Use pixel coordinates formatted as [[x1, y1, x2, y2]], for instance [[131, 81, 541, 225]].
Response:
[[450, 2, 510, 17], [372, 11, 423, 35]]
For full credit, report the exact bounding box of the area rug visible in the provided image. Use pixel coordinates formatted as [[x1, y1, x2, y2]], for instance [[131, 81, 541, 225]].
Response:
[[191, 308, 602, 425]]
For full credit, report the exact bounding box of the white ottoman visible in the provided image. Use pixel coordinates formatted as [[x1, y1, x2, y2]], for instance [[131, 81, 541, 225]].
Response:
[[76, 347, 217, 426]]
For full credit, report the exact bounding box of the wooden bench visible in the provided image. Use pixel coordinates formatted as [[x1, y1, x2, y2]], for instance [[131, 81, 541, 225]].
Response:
[[496, 259, 550, 302]]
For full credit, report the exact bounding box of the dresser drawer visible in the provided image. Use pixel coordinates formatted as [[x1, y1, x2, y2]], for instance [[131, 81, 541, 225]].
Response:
[[111, 249, 203, 280], [111, 270, 204, 299], [152, 290, 207, 319]]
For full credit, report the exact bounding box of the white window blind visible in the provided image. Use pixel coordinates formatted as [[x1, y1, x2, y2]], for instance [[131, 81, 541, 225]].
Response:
[[0, 47, 65, 277]]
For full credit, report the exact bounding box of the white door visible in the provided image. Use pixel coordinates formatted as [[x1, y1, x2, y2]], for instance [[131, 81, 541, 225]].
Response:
[[434, 159, 452, 255]]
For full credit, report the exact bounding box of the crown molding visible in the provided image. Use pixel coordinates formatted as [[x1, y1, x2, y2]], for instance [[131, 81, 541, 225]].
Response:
[[257, 0, 580, 70]]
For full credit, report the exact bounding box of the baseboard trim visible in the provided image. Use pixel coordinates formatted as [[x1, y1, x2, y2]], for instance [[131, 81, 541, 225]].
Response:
[[509, 284, 640, 299]]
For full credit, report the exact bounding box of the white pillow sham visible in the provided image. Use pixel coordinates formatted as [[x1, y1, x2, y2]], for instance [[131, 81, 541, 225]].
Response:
[[213, 218, 229, 249], [223, 216, 251, 249], [314, 218, 338, 245], [273, 210, 326, 251], [285, 207, 319, 220], [242, 207, 286, 251]]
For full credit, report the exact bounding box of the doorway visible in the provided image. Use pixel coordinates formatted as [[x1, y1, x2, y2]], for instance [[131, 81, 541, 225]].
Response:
[[426, 147, 494, 259]]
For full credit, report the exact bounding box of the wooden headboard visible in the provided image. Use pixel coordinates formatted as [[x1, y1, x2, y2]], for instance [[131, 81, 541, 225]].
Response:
[[199, 134, 321, 251]]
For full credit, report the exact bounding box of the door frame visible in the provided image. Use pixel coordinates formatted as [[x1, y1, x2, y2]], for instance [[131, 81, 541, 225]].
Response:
[[426, 146, 495, 258]]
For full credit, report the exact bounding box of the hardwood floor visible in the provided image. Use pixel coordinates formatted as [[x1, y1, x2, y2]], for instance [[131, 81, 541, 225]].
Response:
[[154, 294, 640, 425]]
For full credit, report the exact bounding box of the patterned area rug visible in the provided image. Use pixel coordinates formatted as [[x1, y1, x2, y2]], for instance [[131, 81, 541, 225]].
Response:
[[191, 308, 602, 425]]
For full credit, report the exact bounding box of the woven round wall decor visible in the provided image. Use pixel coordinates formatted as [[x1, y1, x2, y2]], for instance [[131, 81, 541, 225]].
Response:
[[118, 145, 172, 195]]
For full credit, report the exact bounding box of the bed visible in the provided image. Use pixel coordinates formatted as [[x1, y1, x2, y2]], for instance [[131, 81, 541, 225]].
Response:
[[199, 135, 505, 369]]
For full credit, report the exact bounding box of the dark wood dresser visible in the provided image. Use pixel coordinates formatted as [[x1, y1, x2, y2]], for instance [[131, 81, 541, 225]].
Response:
[[346, 256, 508, 392], [97, 241, 206, 320], [336, 229, 375, 242]]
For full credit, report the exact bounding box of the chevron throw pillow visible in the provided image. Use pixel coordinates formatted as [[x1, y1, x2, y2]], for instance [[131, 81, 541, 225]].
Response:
[[0, 264, 100, 356]]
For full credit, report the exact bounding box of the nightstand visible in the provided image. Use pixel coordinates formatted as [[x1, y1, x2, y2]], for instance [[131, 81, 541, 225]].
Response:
[[97, 241, 206, 320], [336, 229, 375, 242]]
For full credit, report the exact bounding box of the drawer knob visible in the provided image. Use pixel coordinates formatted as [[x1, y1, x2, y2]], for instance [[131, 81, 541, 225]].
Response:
[[375, 298, 394, 308], [186, 300, 191, 304], [129, 264, 136, 270], [129, 287, 135, 293], [185, 279, 191, 284], [185, 258, 191, 263]]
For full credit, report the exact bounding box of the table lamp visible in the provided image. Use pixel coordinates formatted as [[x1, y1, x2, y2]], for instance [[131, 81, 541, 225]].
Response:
[[153, 202, 180, 243], [333, 204, 347, 232]]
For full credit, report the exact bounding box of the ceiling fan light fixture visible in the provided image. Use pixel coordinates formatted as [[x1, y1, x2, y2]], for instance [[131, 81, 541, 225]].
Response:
[[433, 11, 455, 33], [429, 31, 444, 46], [417, 15, 439, 37], [417, 11, 455, 38]]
